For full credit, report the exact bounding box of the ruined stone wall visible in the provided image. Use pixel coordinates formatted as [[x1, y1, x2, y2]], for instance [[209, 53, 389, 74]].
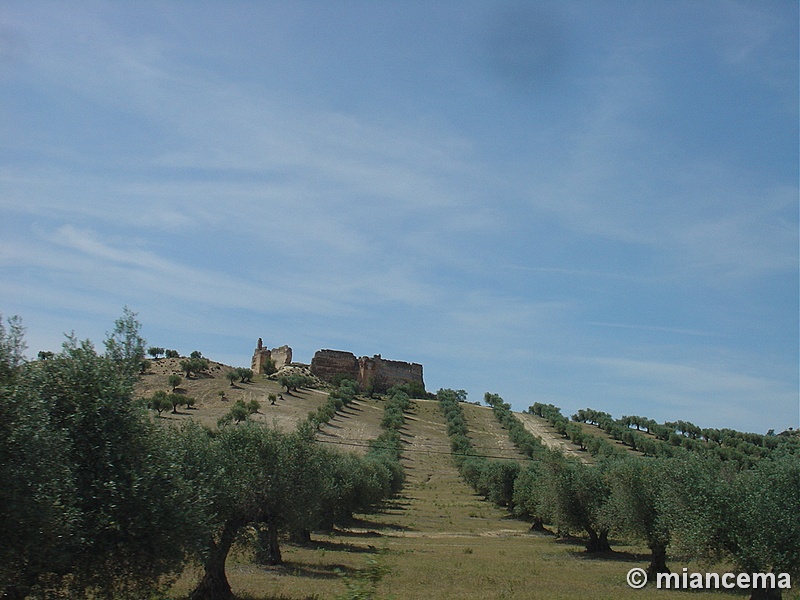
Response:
[[270, 345, 292, 370], [311, 349, 424, 393], [251, 339, 293, 375], [252, 349, 268, 374], [359, 354, 424, 393], [310, 349, 359, 382]]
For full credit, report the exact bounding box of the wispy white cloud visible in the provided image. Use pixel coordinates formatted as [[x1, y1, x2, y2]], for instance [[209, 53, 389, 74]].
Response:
[[1, 2, 795, 433], [585, 355, 771, 394], [587, 322, 722, 338], [504, 264, 644, 281], [2, 5, 495, 296], [673, 186, 799, 278], [509, 61, 798, 283], [2, 225, 346, 316]]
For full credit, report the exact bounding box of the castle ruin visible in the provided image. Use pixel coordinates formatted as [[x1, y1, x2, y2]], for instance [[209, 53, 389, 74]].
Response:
[[250, 339, 424, 394], [251, 338, 293, 375], [310, 349, 424, 394]]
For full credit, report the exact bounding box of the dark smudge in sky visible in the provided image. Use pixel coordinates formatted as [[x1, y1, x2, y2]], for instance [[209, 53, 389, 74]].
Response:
[[480, 2, 570, 94]]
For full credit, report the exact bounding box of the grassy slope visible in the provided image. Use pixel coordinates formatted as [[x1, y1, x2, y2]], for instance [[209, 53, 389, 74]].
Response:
[[136, 358, 329, 431], [154, 367, 755, 599], [316, 396, 386, 456], [461, 402, 528, 462]]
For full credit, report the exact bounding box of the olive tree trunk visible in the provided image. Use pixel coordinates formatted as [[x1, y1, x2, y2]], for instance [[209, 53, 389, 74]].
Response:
[[585, 527, 612, 553], [646, 541, 669, 579], [189, 520, 240, 600], [254, 521, 282, 566]]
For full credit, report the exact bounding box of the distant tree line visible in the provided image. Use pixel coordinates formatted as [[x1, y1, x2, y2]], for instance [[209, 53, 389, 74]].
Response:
[[566, 406, 798, 466], [309, 378, 407, 500]]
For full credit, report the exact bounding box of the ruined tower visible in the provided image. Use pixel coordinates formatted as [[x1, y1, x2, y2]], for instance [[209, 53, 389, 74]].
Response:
[[251, 338, 293, 375]]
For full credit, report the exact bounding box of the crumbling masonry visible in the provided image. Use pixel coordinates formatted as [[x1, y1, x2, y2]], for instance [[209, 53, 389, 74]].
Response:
[[250, 339, 424, 394], [251, 338, 293, 374], [310, 349, 424, 394]]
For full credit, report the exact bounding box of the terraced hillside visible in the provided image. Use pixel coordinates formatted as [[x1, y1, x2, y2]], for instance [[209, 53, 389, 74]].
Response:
[[462, 402, 528, 462], [316, 396, 386, 455], [146, 366, 743, 599], [515, 412, 593, 464]]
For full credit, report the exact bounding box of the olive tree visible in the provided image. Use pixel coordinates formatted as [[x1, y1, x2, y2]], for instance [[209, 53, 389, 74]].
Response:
[[0, 314, 195, 599], [512, 461, 551, 532], [728, 455, 799, 600], [149, 390, 172, 416], [278, 373, 311, 393], [217, 400, 252, 427], [0, 315, 26, 381], [175, 421, 329, 600], [181, 356, 210, 378], [168, 373, 182, 391], [664, 454, 799, 600], [0, 316, 73, 600], [539, 456, 613, 552], [604, 457, 672, 577], [236, 367, 254, 383], [103, 306, 146, 382]]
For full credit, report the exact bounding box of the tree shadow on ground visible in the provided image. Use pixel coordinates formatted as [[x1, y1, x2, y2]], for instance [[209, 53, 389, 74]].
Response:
[[569, 548, 651, 562], [159, 413, 191, 420], [255, 560, 357, 580], [234, 595, 321, 600], [316, 424, 343, 434], [302, 538, 380, 554], [345, 516, 412, 533], [377, 498, 413, 512], [331, 528, 383, 538], [553, 535, 587, 547]]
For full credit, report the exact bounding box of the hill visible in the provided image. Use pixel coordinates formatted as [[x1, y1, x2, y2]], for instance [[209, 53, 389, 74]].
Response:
[[136, 357, 329, 431], [138, 359, 746, 600]]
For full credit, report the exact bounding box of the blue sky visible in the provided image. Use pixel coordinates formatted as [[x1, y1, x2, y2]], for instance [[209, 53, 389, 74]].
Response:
[[1, 1, 797, 433]]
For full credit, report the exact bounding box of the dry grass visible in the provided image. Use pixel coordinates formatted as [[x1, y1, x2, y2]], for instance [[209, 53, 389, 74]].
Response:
[[516, 412, 594, 464], [461, 402, 528, 462], [136, 358, 329, 431], [316, 397, 387, 456]]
